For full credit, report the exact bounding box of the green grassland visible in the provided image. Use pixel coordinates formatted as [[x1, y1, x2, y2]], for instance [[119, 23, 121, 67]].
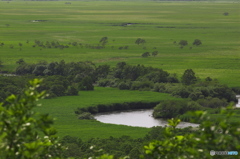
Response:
[[1, 0, 240, 140], [0, 1, 240, 86], [36, 87, 178, 140]]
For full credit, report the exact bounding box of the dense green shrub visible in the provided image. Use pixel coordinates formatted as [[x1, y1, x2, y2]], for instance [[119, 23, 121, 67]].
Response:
[[197, 97, 228, 108], [181, 69, 197, 85], [171, 86, 191, 98], [66, 86, 78, 96], [118, 81, 131, 90], [232, 86, 240, 94], [153, 100, 202, 118], [78, 112, 95, 120], [130, 81, 154, 90], [76, 101, 159, 115], [78, 76, 94, 91]]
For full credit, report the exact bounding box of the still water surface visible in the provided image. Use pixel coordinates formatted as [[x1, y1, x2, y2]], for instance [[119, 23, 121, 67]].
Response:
[[94, 109, 199, 128]]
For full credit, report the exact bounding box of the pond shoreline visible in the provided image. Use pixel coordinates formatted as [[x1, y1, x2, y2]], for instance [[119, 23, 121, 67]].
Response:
[[94, 109, 199, 128]]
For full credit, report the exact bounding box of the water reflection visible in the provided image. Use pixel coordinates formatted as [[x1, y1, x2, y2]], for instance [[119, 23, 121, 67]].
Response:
[[94, 109, 199, 128]]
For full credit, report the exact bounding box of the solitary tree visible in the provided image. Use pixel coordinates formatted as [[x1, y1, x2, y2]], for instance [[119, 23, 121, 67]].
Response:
[[181, 69, 197, 85]]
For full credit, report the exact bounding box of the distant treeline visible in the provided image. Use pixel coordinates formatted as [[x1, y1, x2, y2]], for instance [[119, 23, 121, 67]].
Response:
[[1, 60, 239, 103]]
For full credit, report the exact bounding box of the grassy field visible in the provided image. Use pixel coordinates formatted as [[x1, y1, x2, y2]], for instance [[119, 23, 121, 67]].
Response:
[[35, 87, 178, 140], [0, 1, 240, 86], [1, 0, 239, 140]]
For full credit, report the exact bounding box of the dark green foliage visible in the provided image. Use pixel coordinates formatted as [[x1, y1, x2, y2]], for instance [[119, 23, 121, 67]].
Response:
[[16, 63, 36, 75], [152, 51, 158, 57], [144, 106, 240, 159], [130, 81, 154, 91], [0, 60, 2, 68], [167, 73, 179, 83], [61, 135, 145, 159], [118, 81, 131, 90], [78, 112, 95, 120], [97, 78, 117, 87], [142, 70, 170, 83], [153, 100, 202, 118], [99, 37, 108, 46], [178, 40, 188, 46], [0, 76, 31, 103], [66, 86, 78, 96], [50, 85, 65, 97], [78, 76, 94, 91], [181, 69, 197, 85], [32, 65, 47, 76], [37, 75, 71, 98], [96, 64, 110, 79], [135, 38, 146, 45], [188, 90, 203, 101], [16, 58, 25, 65], [114, 64, 149, 81], [171, 86, 191, 98], [0, 79, 63, 158], [232, 86, 240, 94], [205, 76, 212, 81], [76, 101, 159, 114], [192, 39, 202, 46], [223, 12, 229, 16], [142, 52, 150, 57], [197, 97, 228, 108]]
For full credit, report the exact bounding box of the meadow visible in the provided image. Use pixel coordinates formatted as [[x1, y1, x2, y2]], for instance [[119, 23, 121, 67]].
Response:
[[0, 1, 239, 86], [0, 0, 240, 140], [36, 87, 178, 140]]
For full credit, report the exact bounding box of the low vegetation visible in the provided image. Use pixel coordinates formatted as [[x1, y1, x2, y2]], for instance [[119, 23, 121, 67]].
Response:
[[0, 1, 240, 158], [1, 82, 240, 158]]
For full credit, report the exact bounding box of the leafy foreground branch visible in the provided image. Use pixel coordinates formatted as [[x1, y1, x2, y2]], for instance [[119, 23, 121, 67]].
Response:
[[0, 79, 240, 159], [0, 79, 63, 159], [143, 106, 240, 159]]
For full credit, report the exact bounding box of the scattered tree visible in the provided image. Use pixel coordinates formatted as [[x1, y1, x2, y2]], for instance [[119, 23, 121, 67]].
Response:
[[18, 43, 23, 47], [99, 37, 108, 47], [193, 39, 202, 46], [178, 40, 188, 47], [135, 38, 146, 45], [142, 52, 150, 57], [223, 12, 229, 16], [152, 51, 158, 57], [16, 58, 25, 65]]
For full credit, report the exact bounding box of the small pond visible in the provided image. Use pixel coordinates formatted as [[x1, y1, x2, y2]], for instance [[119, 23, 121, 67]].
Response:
[[94, 109, 199, 128]]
